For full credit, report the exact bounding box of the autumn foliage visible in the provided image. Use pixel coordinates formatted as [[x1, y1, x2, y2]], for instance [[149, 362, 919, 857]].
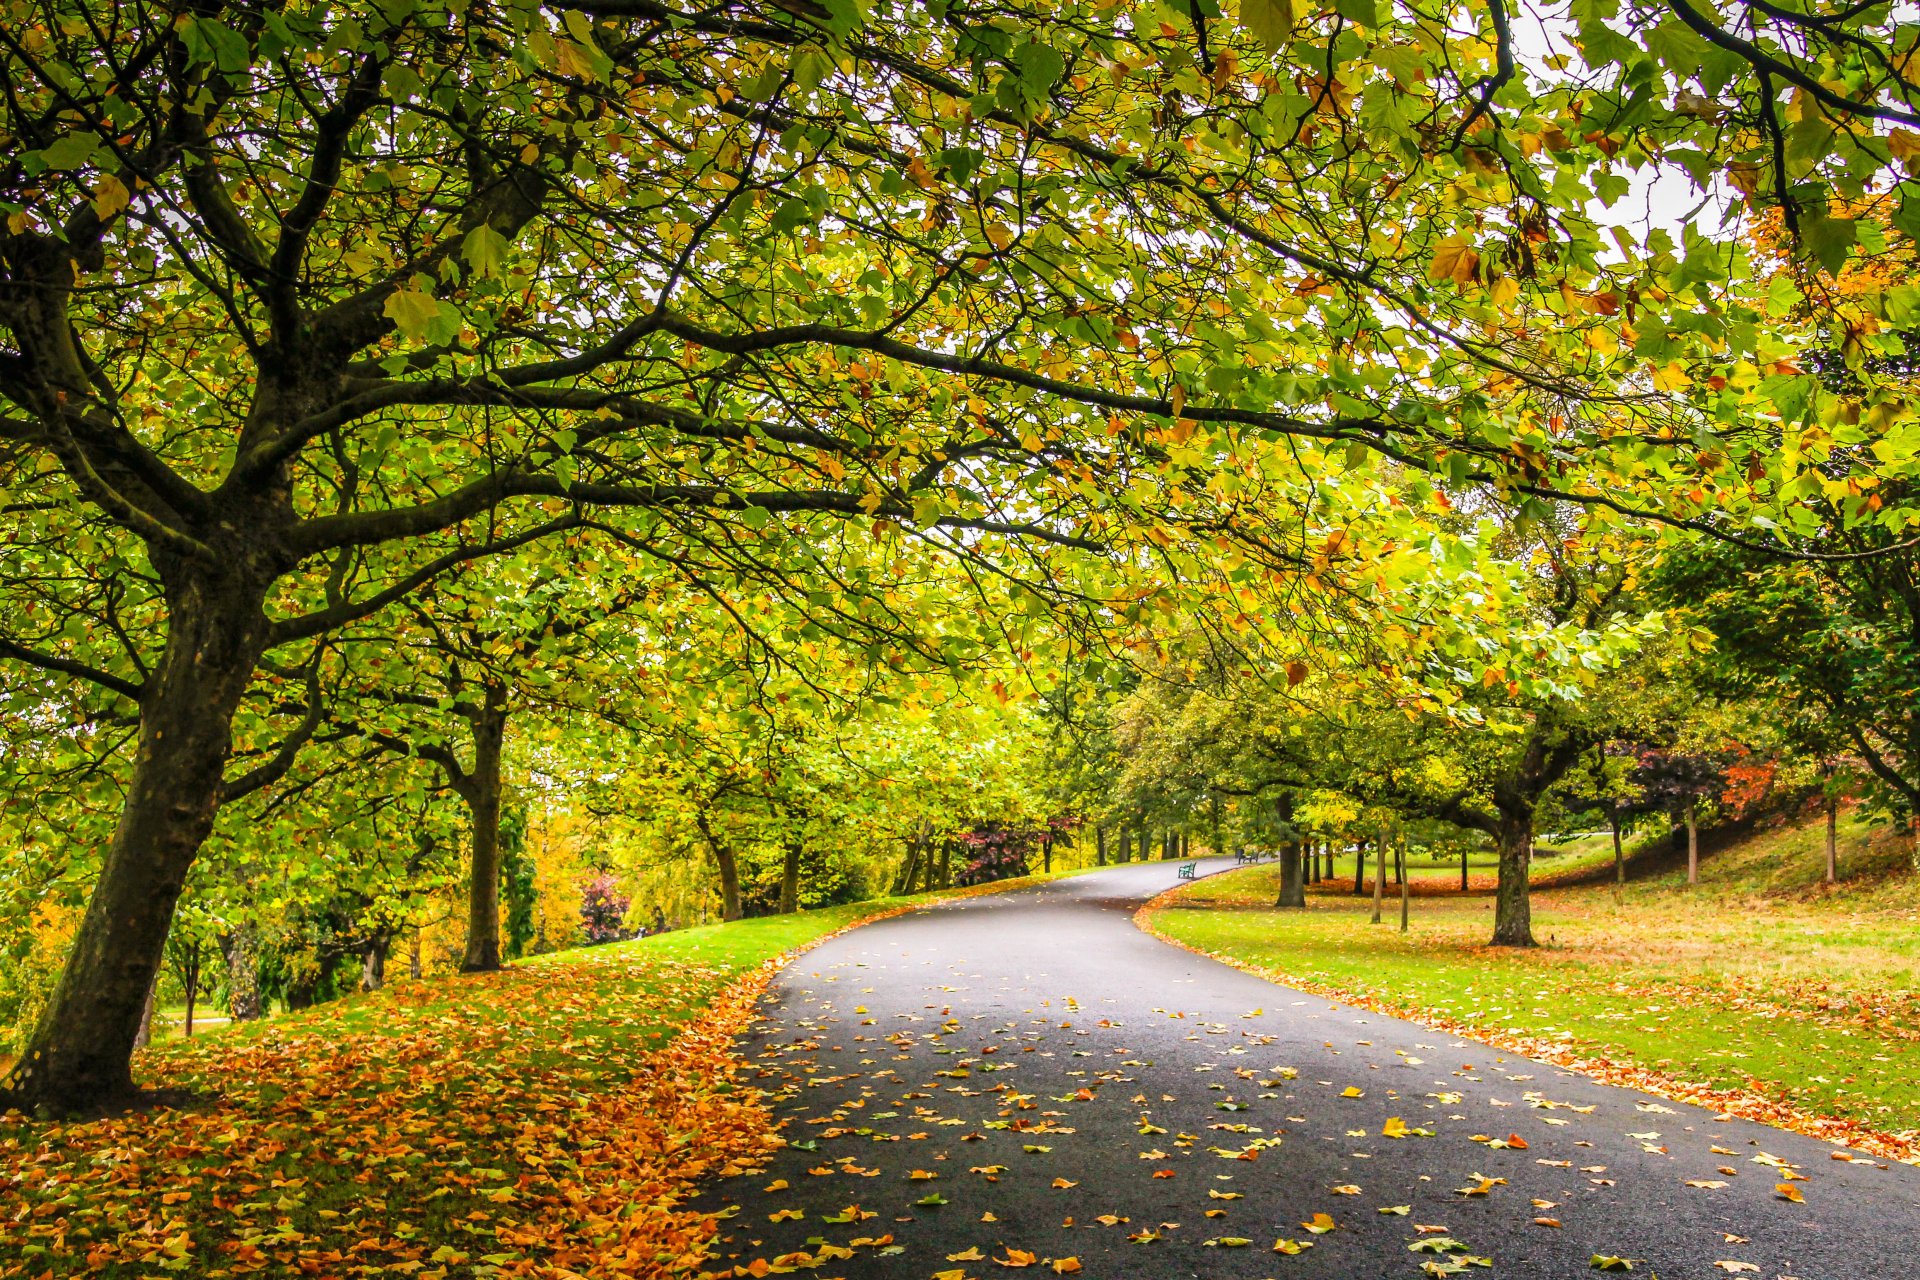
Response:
[[0, 949, 787, 1278]]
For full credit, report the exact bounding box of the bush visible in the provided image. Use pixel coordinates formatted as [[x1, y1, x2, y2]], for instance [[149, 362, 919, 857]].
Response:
[[579, 874, 631, 944]]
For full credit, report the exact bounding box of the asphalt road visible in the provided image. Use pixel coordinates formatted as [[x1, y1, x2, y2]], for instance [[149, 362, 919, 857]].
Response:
[[697, 859, 1920, 1280]]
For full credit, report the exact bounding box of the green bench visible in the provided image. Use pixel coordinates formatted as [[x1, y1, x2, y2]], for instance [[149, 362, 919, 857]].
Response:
[[1178, 861, 1198, 880]]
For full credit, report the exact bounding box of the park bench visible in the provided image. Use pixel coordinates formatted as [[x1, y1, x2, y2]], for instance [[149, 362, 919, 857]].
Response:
[[1178, 861, 1198, 880], [1235, 850, 1261, 865]]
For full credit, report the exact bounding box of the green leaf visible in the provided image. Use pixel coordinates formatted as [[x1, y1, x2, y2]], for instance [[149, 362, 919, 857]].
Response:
[[38, 133, 101, 170], [461, 225, 511, 279], [1239, 0, 1296, 52]]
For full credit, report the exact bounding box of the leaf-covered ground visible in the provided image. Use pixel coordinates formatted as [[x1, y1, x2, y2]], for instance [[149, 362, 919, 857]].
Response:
[[0, 883, 1063, 1279], [1148, 820, 1920, 1160]]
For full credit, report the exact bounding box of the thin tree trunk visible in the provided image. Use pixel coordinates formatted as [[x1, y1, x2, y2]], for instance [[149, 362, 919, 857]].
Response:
[[1490, 811, 1537, 947], [1371, 831, 1386, 924], [1824, 792, 1838, 884], [182, 952, 198, 1038], [1043, 831, 1053, 874], [778, 836, 801, 914], [1096, 825, 1107, 867], [2, 579, 269, 1114], [895, 829, 923, 894], [1611, 812, 1625, 903], [459, 688, 509, 972], [1400, 848, 1410, 933], [1685, 803, 1699, 886], [1353, 840, 1366, 895], [1393, 838, 1405, 886], [1461, 844, 1469, 893], [408, 929, 423, 980]]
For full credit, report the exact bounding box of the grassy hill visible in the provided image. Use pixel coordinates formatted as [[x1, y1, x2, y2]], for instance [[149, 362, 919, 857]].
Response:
[[1148, 805, 1920, 1158]]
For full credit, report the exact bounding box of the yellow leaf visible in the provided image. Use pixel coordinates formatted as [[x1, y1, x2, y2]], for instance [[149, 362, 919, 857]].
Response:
[[1301, 1212, 1336, 1234], [91, 172, 130, 220], [1428, 235, 1481, 288], [1340, 1087, 1364, 1099], [1774, 1182, 1804, 1203]]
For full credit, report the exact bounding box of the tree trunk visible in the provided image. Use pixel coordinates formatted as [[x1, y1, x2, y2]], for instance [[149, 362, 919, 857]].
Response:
[[361, 934, 391, 992], [939, 839, 953, 888], [1400, 852, 1410, 932], [1275, 838, 1307, 908], [1305, 840, 1318, 885], [131, 973, 159, 1050], [458, 687, 509, 972], [1685, 803, 1699, 887], [1393, 838, 1405, 886], [1490, 810, 1537, 947], [1461, 844, 1469, 893], [1043, 831, 1053, 874], [224, 929, 265, 1022], [1372, 830, 1386, 924], [1610, 812, 1625, 903], [895, 823, 927, 893], [1825, 794, 1839, 884], [1096, 825, 1107, 867], [182, 952, 199, 1038], [699, 810, 743, 921], [779, 836, 802, 914], [2, 577, 269, 1114], [1353, 841, 1366, 895], [409, 929, 424, 981]]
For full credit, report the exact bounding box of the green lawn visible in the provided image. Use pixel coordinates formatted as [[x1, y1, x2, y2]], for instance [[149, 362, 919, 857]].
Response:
[[1151, 811, 1920, 1144]]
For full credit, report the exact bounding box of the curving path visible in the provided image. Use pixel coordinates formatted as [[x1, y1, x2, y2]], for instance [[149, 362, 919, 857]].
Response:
[[698, 859, 1920, 1279]]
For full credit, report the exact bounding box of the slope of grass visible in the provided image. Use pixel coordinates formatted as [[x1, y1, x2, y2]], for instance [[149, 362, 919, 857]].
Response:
[[1151, 810, 1920, 1147], [0, 877, 1054, 1278]]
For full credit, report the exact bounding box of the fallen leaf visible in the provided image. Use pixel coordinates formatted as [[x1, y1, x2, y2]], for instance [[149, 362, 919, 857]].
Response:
[[1775, 1183, 1805, 1203]]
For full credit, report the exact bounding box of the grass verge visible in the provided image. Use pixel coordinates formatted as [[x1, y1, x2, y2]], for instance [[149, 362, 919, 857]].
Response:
[[0, 877, 1058, 1279], [1143, 818, 1920, 1165]]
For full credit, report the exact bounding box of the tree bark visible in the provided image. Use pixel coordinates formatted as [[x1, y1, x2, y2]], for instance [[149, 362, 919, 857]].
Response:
[[697, 809, 744, 921], [1825, 794, 1838, 884], [1371, 831, 1386, 924], [225, 928, 265, 1022], [2, 574, 269, 1114], [1275, 838, 1307, 908], [1096, 825, 1107, 867], [779, 835, 802, 914], [182, 951, 199, 1038], [1460, 845, 1469, 893], [1400, 849, 1410, 933], [1490, 810, 1537, 947], [1610, 813, 1625, 903], [131, 973, 159, 1050], [457, 685, 510, 972], [409, 930, 424, 981], [361, 934, 391, 992], [1273, 794, 1305, 908], [1685, 803, 1699, 887], [1353, 840, 1366, 896]]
